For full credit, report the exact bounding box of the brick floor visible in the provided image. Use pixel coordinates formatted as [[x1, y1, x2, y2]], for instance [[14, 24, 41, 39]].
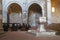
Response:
[[0, 31, 60, 40]]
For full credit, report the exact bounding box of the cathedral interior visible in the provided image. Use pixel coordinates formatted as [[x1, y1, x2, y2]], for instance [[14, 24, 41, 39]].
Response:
[[0, 0, 60, 40]]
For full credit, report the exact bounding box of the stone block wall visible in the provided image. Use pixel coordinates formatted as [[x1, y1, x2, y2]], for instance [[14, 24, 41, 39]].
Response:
[[2, 0, 47, 24], [9, 13, 22, 23]]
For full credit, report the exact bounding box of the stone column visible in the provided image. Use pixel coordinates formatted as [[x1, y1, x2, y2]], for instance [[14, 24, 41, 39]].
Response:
[[0, 1, 3, 31], [22, 11, 28, 24], [22, 0, 28, 24], [47, 0, 52, 24], [0, 11, 3, 31]]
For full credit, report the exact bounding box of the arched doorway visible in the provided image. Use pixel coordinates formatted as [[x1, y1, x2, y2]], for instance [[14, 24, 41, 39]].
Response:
[[28, 3, 42, 27], [8, 3, 22, 23]]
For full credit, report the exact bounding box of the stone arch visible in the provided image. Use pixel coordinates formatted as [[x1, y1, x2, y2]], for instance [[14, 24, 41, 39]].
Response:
[[2, 1, 23, 23], [28, 3, 42, 16], [27, 1, 45, 16], [28, 3, 42, 27], [7, 3, 22, 23], [6, 1, 22, 12], [27, 1, 43, 11], [8, 3, 22, 14]]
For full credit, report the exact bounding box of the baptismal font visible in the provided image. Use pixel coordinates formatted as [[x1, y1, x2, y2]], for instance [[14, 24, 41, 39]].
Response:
[[28, 17, 56, 36]]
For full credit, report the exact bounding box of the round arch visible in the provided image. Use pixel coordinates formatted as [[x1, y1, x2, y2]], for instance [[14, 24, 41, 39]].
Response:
[[8, 3, 22, 14], [6, 1, 22, 11], [28, 3, 42, 16], [7, 3, 22, 23], [28, 3, 42, 27], [27, 1, 43, 11]]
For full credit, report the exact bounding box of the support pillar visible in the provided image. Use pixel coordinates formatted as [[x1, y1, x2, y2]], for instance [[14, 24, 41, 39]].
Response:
[[47, 0, 52, 24]]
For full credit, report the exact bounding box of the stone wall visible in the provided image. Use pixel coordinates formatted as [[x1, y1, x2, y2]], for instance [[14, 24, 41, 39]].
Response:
[[2, 0, 47, 24], [9, 13, 22, 23]]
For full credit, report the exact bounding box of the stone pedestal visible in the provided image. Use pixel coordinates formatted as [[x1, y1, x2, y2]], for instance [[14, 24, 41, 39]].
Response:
[[37, 24, 46, 32], [36, 24, 56, 36], [28, 24, 56, 36], [28, 16, 56, 36]]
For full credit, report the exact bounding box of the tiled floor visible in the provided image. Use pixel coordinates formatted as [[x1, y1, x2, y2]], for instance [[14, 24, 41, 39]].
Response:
[[0, 31, 60, 40]]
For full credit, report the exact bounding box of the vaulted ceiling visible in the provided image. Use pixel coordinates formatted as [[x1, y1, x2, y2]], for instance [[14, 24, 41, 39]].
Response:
[[8, 3, 22, 14]]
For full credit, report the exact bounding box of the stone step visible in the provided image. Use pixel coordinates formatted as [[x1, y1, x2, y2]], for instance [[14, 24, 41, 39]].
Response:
[[36, 32, 56, 36], [28, 30, 56, 36]]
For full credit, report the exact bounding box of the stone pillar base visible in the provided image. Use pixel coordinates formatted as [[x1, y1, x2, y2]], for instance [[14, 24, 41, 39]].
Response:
[[37, 24, 46, 32]]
